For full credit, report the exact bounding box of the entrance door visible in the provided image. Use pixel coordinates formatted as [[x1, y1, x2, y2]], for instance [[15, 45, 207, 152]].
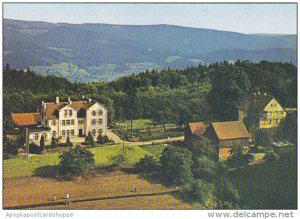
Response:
[[79, 129, 83, 137]]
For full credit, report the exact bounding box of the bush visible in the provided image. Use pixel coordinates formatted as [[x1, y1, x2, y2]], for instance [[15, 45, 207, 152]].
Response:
[[255, 129, 271, 148], [58, 145, 95, 179], [181, 179, 215, 207], [40, 135, 45, 152], [228, 144, 248, 167], [265, 150, 279, 162], [29, 142, 41, 154], [51, 137, 58, 149], [160, 146, 193, 186], [97, 135, 110, 145], [109, 149, 129, 167], [191, 137, 218, 159], [66, 136, 73, 147], [85, 131, 95, 147], [135, 155, 160, 173], [216, 179, 241, 209], [192, 155, 216, 182]]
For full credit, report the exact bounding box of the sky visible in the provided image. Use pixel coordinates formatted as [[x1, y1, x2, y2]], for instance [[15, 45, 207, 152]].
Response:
[[3, 3, 297, 34]]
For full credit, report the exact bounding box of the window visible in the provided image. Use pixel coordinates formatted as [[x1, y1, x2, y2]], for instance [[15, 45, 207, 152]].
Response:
[[98, 119, 103, 125], [269, 119, 272, 124], [98, 129, 103, 134], [71, 119, 74, 125], [276, 119, 280, 124], [66, 120, 70, 125], [44, 133, 47, 139], [66, 130, 70, 136], [91, 119, 96, 125], [92, 110, 96, 116], [35, 133, 39, 140], [71, 130, 75, 136], [92, 129, 96, 136], [78, 119, 84, 125], [62, 120, 65, 126], [69, 110, 73, 116], [52, 131, 56, 137], [62, 130, 65, 136], [52, 120, 56, 126], [64, 110, 68, 117], [98, 110, 103, 116]]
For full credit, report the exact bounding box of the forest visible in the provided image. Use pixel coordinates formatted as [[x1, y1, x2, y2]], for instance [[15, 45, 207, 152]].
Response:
[[3, 60, 297, 132]]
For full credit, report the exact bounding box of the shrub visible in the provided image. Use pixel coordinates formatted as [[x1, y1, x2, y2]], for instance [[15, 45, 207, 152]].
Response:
[[265, 150, 279, 162], [58, 145, 95, 178], [228, 144, 248, 167], [216, 179, 240, 209], [160, 146, 193, 186], [181, 179, 215, 208], [135, 155, 160, 173], [51, 137, 58, 149], [29, 142, 41, 154], [3, 135, 18, 156], [85, 131, 95, 147], [97, 135, 110, 145], [192, 155, 216, 182], [66, 136, 73, 147], [40, 135, 45, 152], [255, 129, 271, 148], [191, 137, 218, 159], [109, 149, 129, 167]]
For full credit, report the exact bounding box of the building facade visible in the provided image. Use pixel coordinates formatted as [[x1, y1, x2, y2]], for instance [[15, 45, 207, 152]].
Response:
[[205, 121, 250, 160], [11, 97, 108, 143]]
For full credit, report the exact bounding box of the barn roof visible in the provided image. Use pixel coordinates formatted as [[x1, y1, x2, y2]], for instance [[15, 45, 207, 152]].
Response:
[[211, 121, 249, 140], [11, 113, 41, 127], [188, 122, 206, 136]]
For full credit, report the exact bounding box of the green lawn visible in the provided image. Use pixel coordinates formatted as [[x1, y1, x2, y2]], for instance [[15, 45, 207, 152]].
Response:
[[113, 119, 183, 142], [3, 143, 167, 179], [140, 144, 168, 158], [229, 153, 297, 209]]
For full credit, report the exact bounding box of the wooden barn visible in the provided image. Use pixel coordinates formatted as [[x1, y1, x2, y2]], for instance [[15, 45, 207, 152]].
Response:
[[205, 121, 250, 160]]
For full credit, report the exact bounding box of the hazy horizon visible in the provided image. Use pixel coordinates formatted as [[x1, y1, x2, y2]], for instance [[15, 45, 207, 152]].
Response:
[[3, 3, 297, 35]]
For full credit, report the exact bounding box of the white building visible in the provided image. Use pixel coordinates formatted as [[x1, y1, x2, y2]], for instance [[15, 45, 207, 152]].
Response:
[[11, 97, 108, 143]]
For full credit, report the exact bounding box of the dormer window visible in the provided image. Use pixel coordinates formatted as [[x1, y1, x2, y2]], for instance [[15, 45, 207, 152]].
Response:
[[64, 110, 68, 117], [69, 110, 73, 116]]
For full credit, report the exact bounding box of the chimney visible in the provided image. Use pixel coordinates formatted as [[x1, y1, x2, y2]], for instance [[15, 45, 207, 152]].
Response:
[[68, 97, 72, 105], [56, 96, 59, 105]]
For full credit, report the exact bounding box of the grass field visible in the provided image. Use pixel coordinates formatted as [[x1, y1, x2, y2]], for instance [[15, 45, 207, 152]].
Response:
[[3, 144, 167, 179], [229, 153, 297, 209], [113, 119, 183, 141]]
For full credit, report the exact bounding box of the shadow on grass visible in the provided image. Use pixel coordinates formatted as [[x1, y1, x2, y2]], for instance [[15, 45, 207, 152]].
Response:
[[33, 165, 59, 179]]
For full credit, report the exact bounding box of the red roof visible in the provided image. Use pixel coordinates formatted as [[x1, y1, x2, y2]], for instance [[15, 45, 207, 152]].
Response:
[[11, 113, 40, 127]]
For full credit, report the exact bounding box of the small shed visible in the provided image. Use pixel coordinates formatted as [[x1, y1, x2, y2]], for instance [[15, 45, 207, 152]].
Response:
[[184, 122, 206, 149]]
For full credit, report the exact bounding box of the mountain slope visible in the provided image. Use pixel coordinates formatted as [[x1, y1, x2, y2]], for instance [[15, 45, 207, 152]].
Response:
[[3, 19, 297, 82]]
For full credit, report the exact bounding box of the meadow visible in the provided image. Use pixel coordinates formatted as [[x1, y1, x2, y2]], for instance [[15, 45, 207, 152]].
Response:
[[3, 143, 155, 179]]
